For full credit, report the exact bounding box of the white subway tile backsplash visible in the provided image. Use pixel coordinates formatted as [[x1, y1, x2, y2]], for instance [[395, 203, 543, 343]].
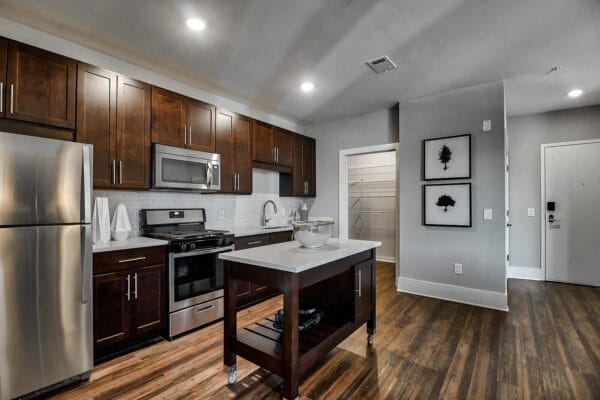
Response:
[[95, 170, 314, 236]]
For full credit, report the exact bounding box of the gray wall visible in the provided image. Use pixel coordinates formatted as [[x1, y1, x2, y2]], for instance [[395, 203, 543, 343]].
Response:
[[305, 106, 399, 236], [507, 105, 600, 269], [399, 81, 506, 293]]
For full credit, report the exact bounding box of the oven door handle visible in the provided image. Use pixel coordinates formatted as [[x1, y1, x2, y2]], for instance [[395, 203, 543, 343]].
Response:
[[171, 245, 234, 258]]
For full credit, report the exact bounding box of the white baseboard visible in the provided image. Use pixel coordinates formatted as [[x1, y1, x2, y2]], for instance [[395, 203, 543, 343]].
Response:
[[507, 266, 544, 281], [397, 277, 508, 312], [376, 256, 396, 263]]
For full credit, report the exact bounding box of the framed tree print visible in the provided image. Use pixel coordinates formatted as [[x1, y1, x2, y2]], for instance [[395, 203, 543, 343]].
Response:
[[424, 183, 471, 227], [423, 134, 471, 180]]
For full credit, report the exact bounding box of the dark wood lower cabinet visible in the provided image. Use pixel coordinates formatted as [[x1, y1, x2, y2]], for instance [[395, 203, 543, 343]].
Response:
[[93, 246, 166, 361], [233, 231, 294, 308]]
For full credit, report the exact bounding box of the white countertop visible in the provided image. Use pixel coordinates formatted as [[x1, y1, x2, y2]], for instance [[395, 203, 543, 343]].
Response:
[[232, 226, 293, 237], [219, 238, 381, 273], [93, 237, 169, 253]]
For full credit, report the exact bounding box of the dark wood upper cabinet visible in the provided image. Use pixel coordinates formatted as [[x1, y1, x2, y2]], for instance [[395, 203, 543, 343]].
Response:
[[216, 109, 235, 193], [151, 86, 186, 148], [273, 128, 294, 167], [6, 41, 76, 129], [187, 99, 215, 152], [131, 264, 165, 336], [303, 136, 316, 196], [233, 114, 253, 193], [253, 120, 275, 163], [0, 37, 7, 118], [77, 64, 151, 190], [76, 63, 117, 188], [282, 134, 316, 197], [116, 76, 151, 189], [217, 109, 253, 194]]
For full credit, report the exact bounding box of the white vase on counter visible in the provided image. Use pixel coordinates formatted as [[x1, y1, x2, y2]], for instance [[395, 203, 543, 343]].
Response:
[[110, 203, 132, 242]]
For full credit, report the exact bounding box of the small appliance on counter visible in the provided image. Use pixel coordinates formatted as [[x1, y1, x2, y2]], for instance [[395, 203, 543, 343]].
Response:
[[140, 208, 234, 338]]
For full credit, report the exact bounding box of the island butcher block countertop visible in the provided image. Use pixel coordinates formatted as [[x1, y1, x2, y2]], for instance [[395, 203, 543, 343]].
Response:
[[219, 238, 381, 273]]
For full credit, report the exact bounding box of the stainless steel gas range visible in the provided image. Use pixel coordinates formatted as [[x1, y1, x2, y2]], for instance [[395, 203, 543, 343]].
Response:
[[140, 208, 234, 338]]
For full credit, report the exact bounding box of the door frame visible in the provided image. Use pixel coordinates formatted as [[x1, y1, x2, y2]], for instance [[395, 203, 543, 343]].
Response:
[[540, 138, 600, 280], [338, 143, 399, 265]]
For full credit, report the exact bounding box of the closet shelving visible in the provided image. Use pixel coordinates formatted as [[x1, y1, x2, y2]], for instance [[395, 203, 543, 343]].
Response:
[[347, 152, 397, 261]]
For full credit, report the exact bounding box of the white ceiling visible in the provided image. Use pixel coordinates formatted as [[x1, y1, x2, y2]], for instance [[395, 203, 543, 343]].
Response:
[[1, 0, 599, 124]]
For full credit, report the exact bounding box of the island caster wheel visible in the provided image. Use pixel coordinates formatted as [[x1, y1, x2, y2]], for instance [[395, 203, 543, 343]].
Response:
[[367, 333, 374, 346], [227, 365, 237, 384]]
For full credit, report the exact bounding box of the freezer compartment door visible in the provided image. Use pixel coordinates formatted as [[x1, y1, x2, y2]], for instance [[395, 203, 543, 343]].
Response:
[[0, 132, 92, 226], [0, 225, 92, 399]]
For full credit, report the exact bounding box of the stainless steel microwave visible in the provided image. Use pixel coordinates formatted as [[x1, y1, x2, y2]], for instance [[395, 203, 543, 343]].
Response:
[[153, 144, 221, 191]]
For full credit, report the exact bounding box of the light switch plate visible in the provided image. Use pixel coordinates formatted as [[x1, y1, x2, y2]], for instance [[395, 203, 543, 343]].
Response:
[[528, 208, 535, 217], [483, 120, 492, 132], [483, 208, 493, 220], [454, 263, 463, 275]]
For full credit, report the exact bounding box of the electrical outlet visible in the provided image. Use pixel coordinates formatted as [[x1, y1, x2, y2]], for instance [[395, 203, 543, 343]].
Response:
[[218, 209, 225, 220], [528, 208, 535, 217], [454, 263, 463, 275]]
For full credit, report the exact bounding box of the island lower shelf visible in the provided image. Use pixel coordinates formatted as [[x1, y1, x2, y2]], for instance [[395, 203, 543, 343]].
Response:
[[223, 244, 378, 400]]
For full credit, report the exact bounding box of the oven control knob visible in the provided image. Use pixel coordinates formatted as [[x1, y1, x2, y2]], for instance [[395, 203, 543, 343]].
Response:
[[189, 242, 196, 250], [180, 243, 187, 252]]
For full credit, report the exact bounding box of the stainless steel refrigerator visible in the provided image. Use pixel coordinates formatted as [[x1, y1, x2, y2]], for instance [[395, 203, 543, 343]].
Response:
[[0, 132, 93, 399]]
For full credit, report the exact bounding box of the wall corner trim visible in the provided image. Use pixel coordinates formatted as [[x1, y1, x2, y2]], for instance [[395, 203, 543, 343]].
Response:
[[507, 265, 545, 281], [396, 276, 508, 312]]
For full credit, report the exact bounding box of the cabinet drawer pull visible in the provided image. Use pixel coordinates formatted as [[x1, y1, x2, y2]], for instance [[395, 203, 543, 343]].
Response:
[[0, 82, 3, 113], [247, 240, 263, 245], [118, 256, 147, 263], [195, 304, 215, 313]]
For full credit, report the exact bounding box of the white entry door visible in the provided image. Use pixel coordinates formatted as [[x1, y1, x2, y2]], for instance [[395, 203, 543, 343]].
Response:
[[544, 141, 600, 286]]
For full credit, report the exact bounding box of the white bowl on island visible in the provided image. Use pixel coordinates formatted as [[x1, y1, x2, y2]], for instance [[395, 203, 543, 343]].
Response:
[[292, 220, 334, 248]]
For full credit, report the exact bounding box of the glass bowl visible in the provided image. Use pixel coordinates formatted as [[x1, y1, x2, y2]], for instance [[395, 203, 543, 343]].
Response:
[[292, 220, 334, 248]]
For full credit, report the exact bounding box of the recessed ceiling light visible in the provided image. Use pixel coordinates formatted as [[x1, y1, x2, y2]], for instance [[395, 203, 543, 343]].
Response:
[[567, 89, 583, 98], [300, 81, 314, 93], [186, 18, 206, 31]]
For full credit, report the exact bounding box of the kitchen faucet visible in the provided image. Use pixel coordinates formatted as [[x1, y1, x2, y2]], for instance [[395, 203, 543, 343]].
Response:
[[261, 200, 278, 226]]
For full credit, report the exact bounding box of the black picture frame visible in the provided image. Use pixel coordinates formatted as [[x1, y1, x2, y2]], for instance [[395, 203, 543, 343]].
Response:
[[423, 183, 472, 227], [423, 133, 471, 181]]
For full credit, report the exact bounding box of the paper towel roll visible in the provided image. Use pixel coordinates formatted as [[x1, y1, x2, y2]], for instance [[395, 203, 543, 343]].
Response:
[[92, 197, 111, 244], [111, 203, 132, 242]]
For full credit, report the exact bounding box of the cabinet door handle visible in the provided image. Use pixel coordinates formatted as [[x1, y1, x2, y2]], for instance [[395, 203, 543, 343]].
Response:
[[276, 147, 279, 163], [273, 147, 277, 162], [356, 269, 362, 298], [126, 274, 131, 301], [247, 240, 263, 245], [119, 160, 123, 185], [184, 126, 187, 145], [236, 173, 240, 191], [133, 273, 138, 299], [118, 256, 146, 263], [112, 160, 116, 185], [10, 83, 14, 114], [189, 126, 192, 146], [0, 82, 3, 113]]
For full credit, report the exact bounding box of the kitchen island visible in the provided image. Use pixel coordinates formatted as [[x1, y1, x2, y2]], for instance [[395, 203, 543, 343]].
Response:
[[219, 238, 381, 400]]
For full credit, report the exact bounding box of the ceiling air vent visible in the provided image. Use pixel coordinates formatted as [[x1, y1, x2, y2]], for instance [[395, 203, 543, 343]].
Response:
[[366, 55, 396, 74]]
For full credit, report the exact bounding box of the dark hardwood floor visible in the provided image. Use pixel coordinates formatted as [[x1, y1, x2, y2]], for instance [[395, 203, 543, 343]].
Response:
[[51, 262, 600, 399]]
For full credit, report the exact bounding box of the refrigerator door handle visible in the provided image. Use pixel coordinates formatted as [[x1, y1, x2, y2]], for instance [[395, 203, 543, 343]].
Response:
[[81, 225, 92, 304], [82, 146, 92, 223]]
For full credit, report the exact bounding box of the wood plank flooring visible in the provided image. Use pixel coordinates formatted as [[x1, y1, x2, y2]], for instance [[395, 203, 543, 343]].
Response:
[[51, 262, 600, 399]]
